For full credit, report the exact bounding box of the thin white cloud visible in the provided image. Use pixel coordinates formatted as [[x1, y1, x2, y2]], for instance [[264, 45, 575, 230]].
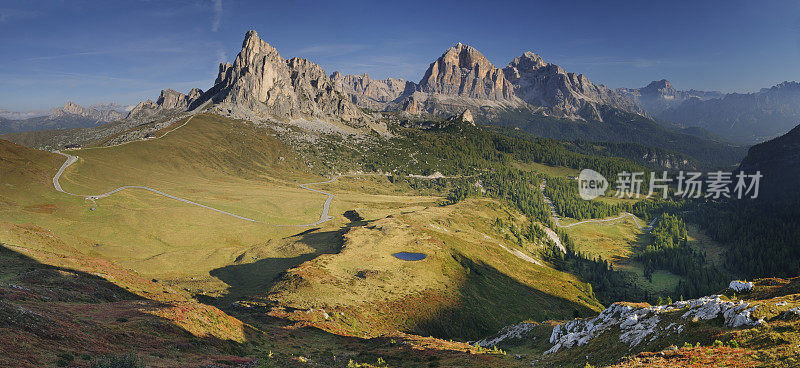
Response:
[[211, 0, 222, 32]]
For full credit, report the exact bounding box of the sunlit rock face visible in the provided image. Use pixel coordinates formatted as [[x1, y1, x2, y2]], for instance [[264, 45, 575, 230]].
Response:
[[211, 30, 371, 125]]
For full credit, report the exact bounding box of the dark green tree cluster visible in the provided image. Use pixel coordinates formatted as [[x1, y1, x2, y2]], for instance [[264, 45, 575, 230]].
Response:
[[636, 214, 728, 298], [541, 230, 650, 305], [445, 185, 469, 204], [690, 199, 800, 279], [543, 177, 625, 220]]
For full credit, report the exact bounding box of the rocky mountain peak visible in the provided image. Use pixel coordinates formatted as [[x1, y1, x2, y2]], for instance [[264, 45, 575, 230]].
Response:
[[208, 30, 373, 128], [417, 42, 515, 100], [241, 30, 281, 63], [767, 81, 800, 92], [640, 79, 677, 97], [440, 43, 489, 70], [503, 52, 547, 83], [154, 88, 204, 111], [56, 101, 87, 116], [50, 101, 124, 122], [157, 89, 186, 109]]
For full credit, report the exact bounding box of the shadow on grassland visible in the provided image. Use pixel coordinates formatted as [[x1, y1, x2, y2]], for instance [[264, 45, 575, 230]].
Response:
[[209, 227, 345, 304], [0, 244, 248, 366], [209, 209, 376, 305], [409, 254, 598, 341]]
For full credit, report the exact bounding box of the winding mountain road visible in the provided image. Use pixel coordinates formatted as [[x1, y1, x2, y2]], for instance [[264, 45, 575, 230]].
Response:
[[52, 150, 378, 226], [540, 180, 658, 231], [289, 173, 380, 227], [50, 113, 474, 227], [53, 131, 382, 227], [52, 151, 259, 222]]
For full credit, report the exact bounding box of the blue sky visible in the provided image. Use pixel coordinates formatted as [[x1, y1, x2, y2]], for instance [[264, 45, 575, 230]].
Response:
[[1, 0, 799, 111]]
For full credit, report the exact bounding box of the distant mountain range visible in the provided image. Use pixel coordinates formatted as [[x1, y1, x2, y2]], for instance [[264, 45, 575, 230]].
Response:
[[621, 80, 800, 144], [618, 79, 725, 115], [0, 91, 205, 150], [190, 31, 739, 167], [1, 30, 746, 168], [0, 102, 133, 134]]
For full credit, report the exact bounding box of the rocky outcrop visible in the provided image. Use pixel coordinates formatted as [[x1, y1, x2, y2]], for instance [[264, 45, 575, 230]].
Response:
[[478, 290, 770, 356], [729, 280, 754, 292], [210, 30, 371, 127], [125, 87, 204, 123], [458, 109, 474, 125], [503, 52, 642, 121], [543, 295, 764, 354], [126, 100, 162, 122], [156, 89, 188, 110], [155, 88, 204, 110]]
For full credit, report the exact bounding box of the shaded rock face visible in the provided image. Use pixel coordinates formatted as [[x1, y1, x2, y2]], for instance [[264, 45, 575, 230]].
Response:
[[157, 89, 188, 110], [503, 52, 642, 121], [737, 123, 800, 199], [639, 79, 678, 97], [618, 79, 724, 115], [211, 30, 369, 124], [418, 43, 515, 100], [330, 72, 412, 110], [655, 81, 800, 143]]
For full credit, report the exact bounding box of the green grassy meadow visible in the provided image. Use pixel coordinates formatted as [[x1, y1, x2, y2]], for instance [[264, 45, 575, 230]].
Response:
[[0, 113, 603, 355]]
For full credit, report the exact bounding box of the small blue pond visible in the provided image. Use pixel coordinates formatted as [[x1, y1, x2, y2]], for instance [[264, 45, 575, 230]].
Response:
[[392, 252, 427, 261]]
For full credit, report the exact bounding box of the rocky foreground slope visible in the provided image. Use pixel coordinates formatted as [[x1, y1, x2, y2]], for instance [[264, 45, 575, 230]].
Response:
[[477, 278, 800, 367]]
